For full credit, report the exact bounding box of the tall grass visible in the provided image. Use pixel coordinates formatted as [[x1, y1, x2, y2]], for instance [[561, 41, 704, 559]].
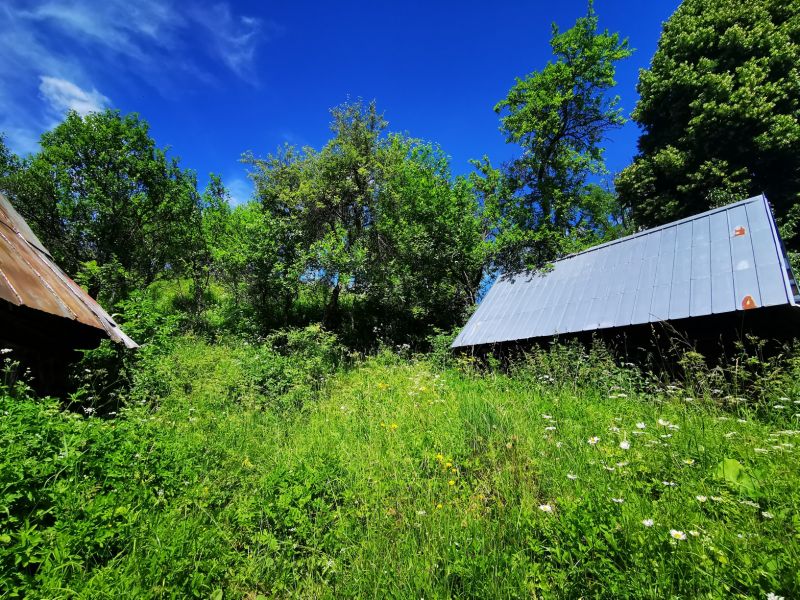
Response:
[[1, 338, 798, 598]]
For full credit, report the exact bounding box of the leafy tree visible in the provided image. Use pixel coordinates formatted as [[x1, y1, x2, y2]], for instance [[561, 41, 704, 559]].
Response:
[[487, 5, 631, 273], [243, 100, 484, 343], [616, 0, 800, 258], [0, 135, 18, 180], [3, 111, 203, 303], [365, 135, 484, 340]]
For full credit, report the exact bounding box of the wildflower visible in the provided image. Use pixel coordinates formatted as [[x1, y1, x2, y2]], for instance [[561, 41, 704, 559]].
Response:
[[506, 442, 513, 449], [567, 473, 578, 480], [682, 458, 695, 465], [642, 518, 654, 527], [737, 418, 747, 423], [604, 465, 615, 472], [689, 530, 700, 537], [538, 503, 554, 513], [657, 418, 671, 427], [609, 426, 621, 433], [0, 348, 12, 354], [436, 503, 443, 509], [619, 440, 631, 450], [545, 426, 556, 431], [773, 404, 786, 410], [696, 495, 707, 502], [662, 481, 676, 487], [389, 423, 398, 430], [611, 497, 624, 504], [451, 468, 457, 473], [542, 414, 553, 420], [417, 510, 427, 516], [767, 593, 785, 600], [669, 529, 687, 541], [724, 431, 737, 438], [668, 424, 680, 430], [616, 461, 629, 467], [660, 434, 672, 439], [555, 441, 563, 448], [448, 480, 455, 486], [636, 422, 646, 429], [739, 499, 760, 508], [588, 436, 600, 445], [445, 462, 452, 468], [762, 511, 774, 519], [435, 453, 444, 460], [710, 496, 723, 502]]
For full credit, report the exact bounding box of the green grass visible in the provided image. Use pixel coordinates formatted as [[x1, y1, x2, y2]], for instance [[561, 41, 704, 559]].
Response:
[[2, 338, 799, 598]]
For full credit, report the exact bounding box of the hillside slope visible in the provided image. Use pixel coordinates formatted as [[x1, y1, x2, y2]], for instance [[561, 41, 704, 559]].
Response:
[[1, 339, 798, 598]]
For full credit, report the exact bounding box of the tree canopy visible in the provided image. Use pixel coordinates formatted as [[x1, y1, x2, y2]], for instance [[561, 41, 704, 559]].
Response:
[[240, 100, 485, 343], [485, 5, 631, 274], [616, 0, 800, 260], [1, 111, 204, 302]]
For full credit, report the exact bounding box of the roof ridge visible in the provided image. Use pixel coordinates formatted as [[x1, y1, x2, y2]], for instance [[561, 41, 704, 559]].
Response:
[[554, 194, 766, 264]]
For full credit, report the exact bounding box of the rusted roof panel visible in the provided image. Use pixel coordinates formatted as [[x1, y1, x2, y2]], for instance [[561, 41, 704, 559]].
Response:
[[0, 194, 137, 348]]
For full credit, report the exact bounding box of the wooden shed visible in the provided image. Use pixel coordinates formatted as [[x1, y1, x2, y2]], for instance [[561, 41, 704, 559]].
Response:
[[0, 193, 136, 392]]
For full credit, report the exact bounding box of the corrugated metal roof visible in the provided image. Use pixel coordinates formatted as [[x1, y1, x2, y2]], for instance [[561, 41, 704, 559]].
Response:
[[0, 193, 138, 348], [453, 194, 799, 348]]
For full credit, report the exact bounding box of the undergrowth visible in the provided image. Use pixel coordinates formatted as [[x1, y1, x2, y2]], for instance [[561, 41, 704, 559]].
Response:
[[1, 336, 799, 598]]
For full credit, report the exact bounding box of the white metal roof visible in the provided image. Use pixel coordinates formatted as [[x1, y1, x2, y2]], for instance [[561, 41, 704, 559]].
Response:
[[452, 195, 799, 348]]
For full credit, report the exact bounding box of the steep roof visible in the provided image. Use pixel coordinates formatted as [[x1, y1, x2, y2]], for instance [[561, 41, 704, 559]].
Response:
[[0, 193, 137, 348], [453, 194, 799, 348]]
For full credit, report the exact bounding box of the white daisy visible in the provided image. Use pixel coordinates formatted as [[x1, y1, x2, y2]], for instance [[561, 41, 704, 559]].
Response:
[[636, 422, 646, 429], [588, 436, 600, 445], [642, 518, 654, 527], [669, 529, 687, 541], [538, 503, 554, 513], [619, 440, 631, 450]]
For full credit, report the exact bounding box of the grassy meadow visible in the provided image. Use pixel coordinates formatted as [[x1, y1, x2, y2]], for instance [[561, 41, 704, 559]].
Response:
[[2, 334, 799, 598]]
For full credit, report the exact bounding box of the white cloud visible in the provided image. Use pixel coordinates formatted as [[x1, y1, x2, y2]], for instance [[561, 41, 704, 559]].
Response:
[[0, 1, 274, 154], [39, 76, 110, 116], [226, 176, 254, 206]]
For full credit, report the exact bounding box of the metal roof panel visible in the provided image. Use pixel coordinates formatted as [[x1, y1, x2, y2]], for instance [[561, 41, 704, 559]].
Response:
[[453, 195, 798, 348]]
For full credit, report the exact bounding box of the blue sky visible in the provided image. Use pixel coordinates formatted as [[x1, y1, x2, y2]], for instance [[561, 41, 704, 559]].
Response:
[[0, 0, 680, 205]]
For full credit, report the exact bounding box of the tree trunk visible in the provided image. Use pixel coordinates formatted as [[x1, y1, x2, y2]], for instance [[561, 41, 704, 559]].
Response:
[[323, 281, 341, 329]]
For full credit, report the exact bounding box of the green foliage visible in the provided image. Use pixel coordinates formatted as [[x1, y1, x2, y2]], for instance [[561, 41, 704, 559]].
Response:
[[240, 100, 485, 346], [3, 339, 799, 598], [1, 110, 204, 303], [616, 0, 800, 255], [486, 5, 632, 273]]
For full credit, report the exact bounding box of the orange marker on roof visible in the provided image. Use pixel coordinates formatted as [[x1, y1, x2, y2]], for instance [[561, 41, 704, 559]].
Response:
[[741, 295, 757, 310], [733, 226, 746, 237]]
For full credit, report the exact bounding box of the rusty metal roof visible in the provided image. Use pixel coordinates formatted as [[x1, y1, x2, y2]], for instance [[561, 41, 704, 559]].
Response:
[[453, 194, 799, 348], [0, 193, 137, 348]]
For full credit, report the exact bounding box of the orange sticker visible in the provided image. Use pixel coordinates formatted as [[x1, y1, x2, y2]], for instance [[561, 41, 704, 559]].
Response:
[[741, 295, 757, 310], [733, 226, 746, 237]]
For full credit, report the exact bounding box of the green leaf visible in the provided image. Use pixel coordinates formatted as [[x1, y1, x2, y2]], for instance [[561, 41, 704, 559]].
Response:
[[714, 458, 760, 496]]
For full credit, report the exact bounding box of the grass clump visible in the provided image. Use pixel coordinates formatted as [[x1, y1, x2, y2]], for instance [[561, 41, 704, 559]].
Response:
[[1, 339, 799, 598]]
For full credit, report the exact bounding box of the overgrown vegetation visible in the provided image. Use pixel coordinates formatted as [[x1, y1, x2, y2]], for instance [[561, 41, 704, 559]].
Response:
[[3, 337, 799, 598], [2, 1, 800, 597]]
